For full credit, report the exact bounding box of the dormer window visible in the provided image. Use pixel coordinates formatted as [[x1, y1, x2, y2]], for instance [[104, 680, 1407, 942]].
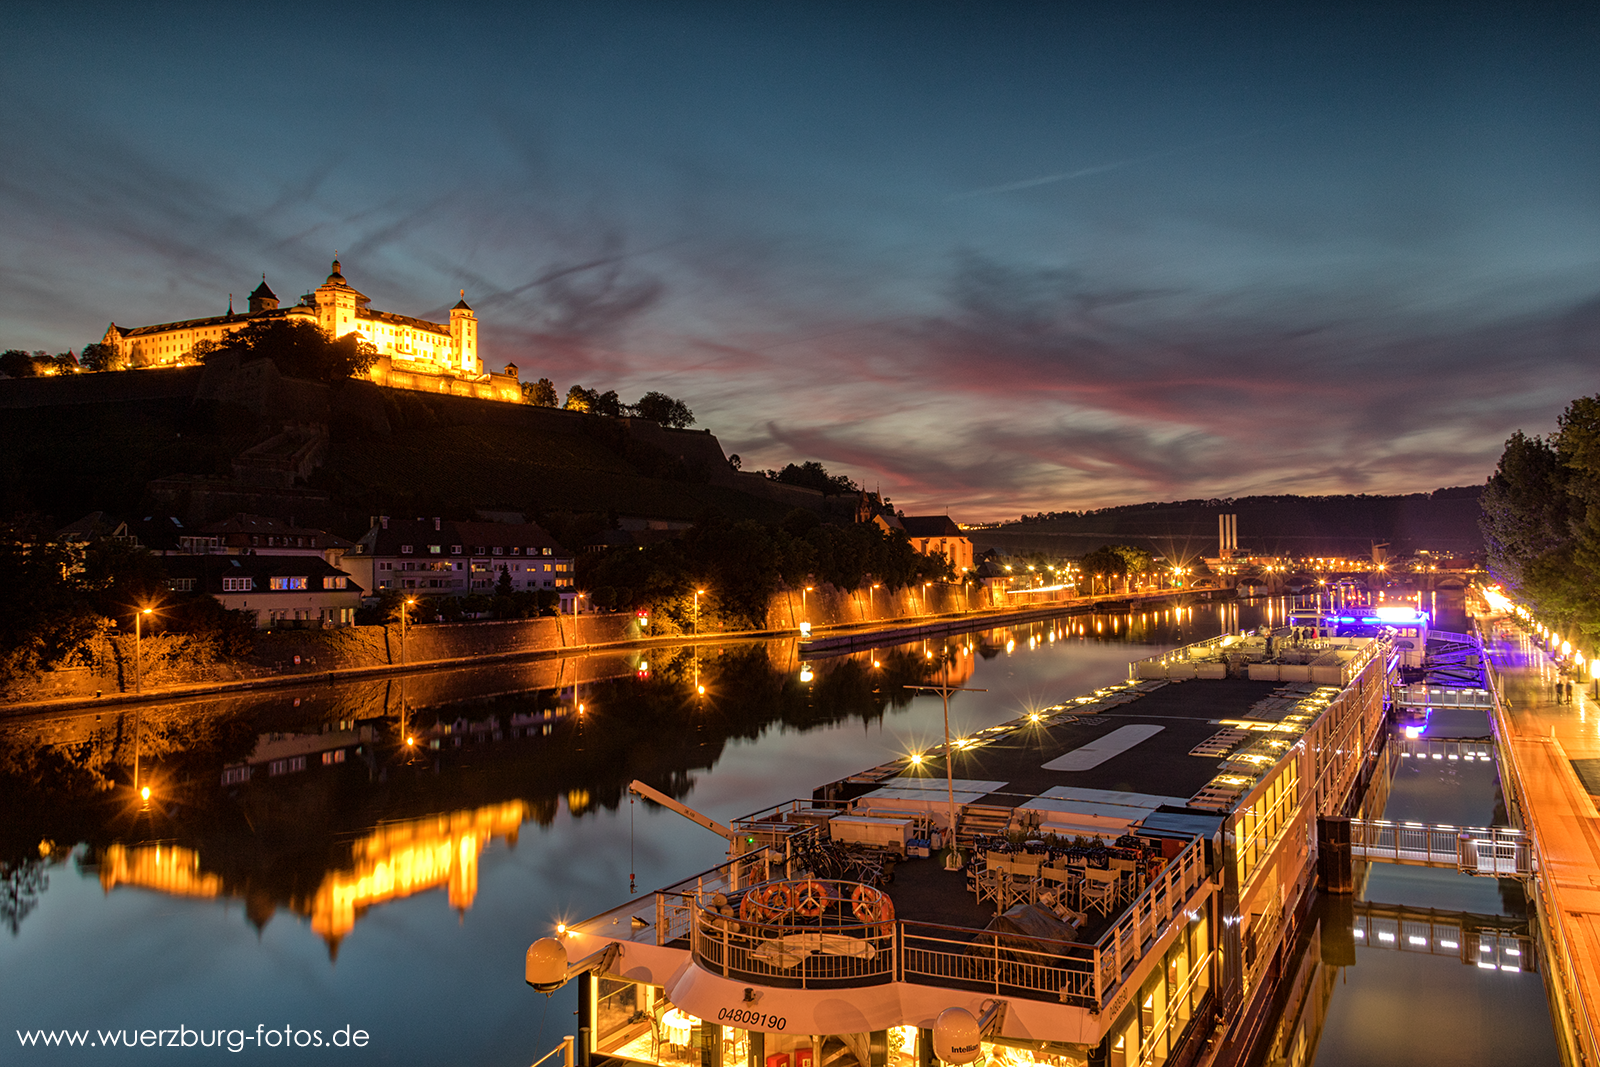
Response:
[[401, 545, 414, 554], [492, 546, 503, 555], [428, 545, 442, 555], [451, 545, 463, 555]]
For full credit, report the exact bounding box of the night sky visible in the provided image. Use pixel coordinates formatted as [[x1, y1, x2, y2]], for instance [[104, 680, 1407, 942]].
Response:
[[3, 3, 1596, 519]]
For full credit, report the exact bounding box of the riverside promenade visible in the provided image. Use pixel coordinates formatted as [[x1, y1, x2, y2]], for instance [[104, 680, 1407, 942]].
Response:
[[1482, 614, 1600, 1067], [0, 588, 1200, 719]]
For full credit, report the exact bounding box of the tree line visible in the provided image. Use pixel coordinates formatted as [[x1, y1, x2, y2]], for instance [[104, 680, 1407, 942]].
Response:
[[519, 377, 696, 429], [1481, 396, 1600, 646], [0, 522, 257, 691], [579, 509, 955, 631]]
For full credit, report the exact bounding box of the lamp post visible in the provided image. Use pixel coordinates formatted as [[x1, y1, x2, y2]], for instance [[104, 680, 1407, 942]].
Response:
[[871, 582, 881, 620], [133, 606, 153, 694], [802, 585, 813, 625], [694, 588, 704, 638], [907, 669, 988, 871], [400, 597, 415, 667]]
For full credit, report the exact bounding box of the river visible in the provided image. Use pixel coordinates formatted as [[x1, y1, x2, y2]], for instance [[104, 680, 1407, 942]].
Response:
[[0, 597, 1560, 1065]]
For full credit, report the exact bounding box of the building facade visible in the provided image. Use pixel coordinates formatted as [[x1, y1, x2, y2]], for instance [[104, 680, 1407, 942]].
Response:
[[162, 554, 364, 628], [901, 515, 975, 574], [345, 517, 575, 597], [101, 259, 521, 402]]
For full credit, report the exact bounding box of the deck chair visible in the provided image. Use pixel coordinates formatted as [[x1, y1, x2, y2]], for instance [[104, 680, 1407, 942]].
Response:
[[1082, 868, 1119, 917]]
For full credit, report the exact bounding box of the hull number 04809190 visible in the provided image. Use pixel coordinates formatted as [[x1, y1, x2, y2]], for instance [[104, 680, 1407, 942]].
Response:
[[717, 1008, 786, 1030]]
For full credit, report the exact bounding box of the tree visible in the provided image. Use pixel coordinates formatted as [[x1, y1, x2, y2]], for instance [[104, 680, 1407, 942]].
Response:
[[1078, 546, 1129, 594], [565, 385, 596, 413], [634, 391, 695, 429], [0, 350, 35, 378], [496, 565, 514, 597], [207, 319, 377, 383], [767, 461, 859, 496], [593, 389, 625, 417], [523, 377, 558, 406], [1480, 431, 1574, 594], [78, 342, 124, 372]]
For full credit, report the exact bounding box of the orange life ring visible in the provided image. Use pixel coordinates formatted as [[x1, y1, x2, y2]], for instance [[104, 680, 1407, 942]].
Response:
[[793, 879, 833, 918], [850, 884, 895, 930], [739, 882, 795, 924]]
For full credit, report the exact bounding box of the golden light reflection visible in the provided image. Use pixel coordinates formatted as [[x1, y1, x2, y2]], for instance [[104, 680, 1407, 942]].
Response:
[[100, 843, 222, 898], [310, 800, 526, 942]]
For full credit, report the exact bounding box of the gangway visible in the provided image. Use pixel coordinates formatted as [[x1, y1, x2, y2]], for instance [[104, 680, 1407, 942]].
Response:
[[1392, 685, 1494, 710], [1394, 736, 1495, 763], [1350, 901, 1535, 972], [1350, 818, 1532, 878]]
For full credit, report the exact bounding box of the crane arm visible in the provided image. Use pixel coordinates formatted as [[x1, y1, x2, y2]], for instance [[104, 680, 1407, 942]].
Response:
[[628, 780, 735, 840]]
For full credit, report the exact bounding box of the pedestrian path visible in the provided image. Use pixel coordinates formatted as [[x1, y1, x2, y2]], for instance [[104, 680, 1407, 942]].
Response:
[[1482, 619, 1600, 1066]]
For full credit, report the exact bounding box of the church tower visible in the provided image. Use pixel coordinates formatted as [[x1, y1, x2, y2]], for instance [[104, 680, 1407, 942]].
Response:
[[247, 276, 279, 314], [450, 291, 479, 375]]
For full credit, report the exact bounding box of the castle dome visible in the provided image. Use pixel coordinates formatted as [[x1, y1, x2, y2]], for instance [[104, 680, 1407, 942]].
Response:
[[325, 258, 347, 286]]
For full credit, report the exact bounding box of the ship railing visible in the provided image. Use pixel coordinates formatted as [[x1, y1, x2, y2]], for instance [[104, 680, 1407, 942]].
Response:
[[899, 921, 1098, 1004], [1092, 837, 1209, 1003], [691, 887, 898, 988], [732, 798, 852, 828]]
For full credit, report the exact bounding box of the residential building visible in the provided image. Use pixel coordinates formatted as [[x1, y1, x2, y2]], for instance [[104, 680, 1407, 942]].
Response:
[[162, 554, 363, 628], [345, 516, 574, 596]]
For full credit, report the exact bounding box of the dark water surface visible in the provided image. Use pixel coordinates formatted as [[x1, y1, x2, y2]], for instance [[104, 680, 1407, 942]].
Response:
[[1301, 601, 1561, 1067], [1, 601, 1245, 1065], [2, 596, 1559, 1066]]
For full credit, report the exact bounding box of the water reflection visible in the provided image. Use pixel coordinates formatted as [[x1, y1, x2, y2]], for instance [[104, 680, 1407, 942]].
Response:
[[1, 599, 1269, 1064]]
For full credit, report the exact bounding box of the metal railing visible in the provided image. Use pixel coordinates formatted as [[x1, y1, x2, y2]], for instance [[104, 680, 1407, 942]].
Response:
[[1092, 838, 1210, 1001], [582, 836, 1213, 1011], [690, 880, 897, 988], [900, 920, 1098, 1003], [1393, 684, 1494, 708], [1350, 818, 1531, 877]]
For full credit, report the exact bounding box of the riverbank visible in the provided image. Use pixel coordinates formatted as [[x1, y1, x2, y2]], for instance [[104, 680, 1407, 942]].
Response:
[[0, 588, 1205, 718]]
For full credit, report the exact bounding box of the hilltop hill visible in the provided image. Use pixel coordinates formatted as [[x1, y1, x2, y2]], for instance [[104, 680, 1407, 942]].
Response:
[[0, 363, 828, 539], [972, 488, 1484, 560]]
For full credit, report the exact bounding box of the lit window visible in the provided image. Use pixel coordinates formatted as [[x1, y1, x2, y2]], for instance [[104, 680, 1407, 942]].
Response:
[[269, 577, 308, 591], [323, 576, 348, 590]]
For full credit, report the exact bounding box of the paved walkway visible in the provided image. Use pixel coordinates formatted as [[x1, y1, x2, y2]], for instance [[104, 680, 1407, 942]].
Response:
[[1482, 616, 1600, 1063]]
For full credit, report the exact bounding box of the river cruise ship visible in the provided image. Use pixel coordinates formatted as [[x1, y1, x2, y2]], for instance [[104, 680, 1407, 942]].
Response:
[[527, 629, 1391, 1067]]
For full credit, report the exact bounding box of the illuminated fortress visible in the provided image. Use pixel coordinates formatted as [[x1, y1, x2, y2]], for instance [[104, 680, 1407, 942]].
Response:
[[101, 258, 522, 402]]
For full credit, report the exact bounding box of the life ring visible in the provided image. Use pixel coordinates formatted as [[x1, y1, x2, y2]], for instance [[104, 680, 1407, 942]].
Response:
[[793, 879, 833, 918], [850, 884, 895, 931], [739, 882, 795, 924]]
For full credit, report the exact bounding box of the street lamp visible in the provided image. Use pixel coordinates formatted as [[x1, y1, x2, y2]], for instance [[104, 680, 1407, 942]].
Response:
[[400, 597, 416, 667], [694, 588, 705, 638], [133, 606, 154, 695], [870, 582, 881, 620], [802, 585, 813, 624]]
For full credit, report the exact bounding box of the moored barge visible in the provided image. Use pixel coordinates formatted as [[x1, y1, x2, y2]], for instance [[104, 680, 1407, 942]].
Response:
[[527, 628, 1392, 1067]]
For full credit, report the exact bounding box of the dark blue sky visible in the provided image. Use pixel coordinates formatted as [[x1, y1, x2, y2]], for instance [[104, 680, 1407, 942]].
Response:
[[3, 2, 1596, 517]]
